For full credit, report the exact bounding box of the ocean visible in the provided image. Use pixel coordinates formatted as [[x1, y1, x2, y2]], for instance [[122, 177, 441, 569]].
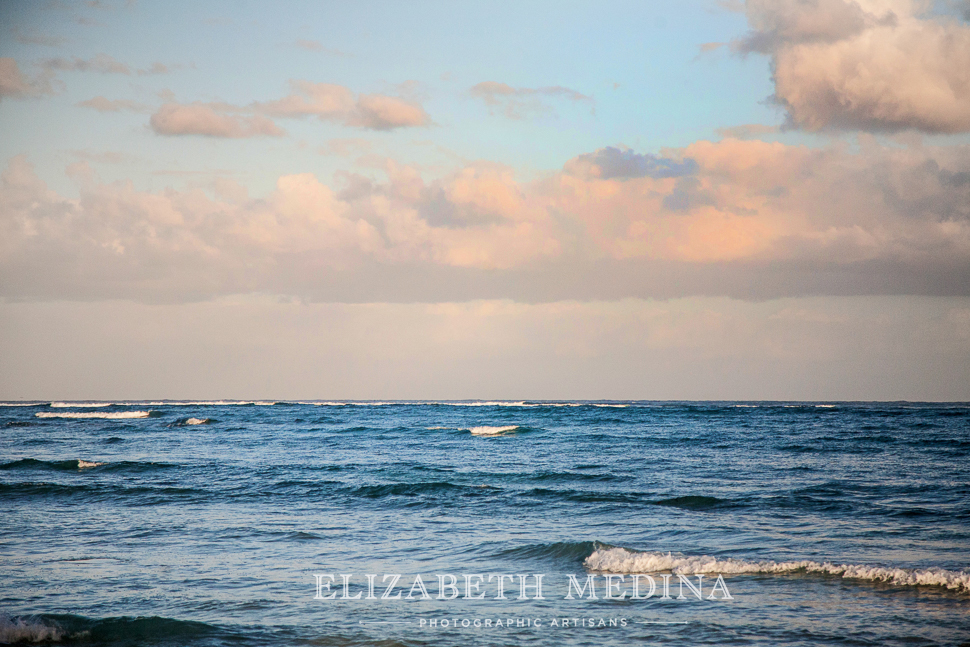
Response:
[[1, 401, 968, 646]]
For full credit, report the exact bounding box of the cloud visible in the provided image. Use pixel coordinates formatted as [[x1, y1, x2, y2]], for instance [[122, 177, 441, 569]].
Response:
[[78, 96, 148, 112], [349, 94, 431, 130], [565, 146, 698, 180], [2, 137, 969, 302], [253, 80, 430, 130], [42, 53, 131, 74], [0, 58, 54, 99], [738, 0, 970, 133], [715, 124, 777, 139], [150, 103, 285, 138], [14, 31, 67, 47], [469, 81, 594, 119]]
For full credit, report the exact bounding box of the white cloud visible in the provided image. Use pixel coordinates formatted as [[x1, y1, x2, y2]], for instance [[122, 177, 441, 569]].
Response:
[[469, 81, 594, 119], [1, 137, 968, 302], [0, 58, 54, 99], [150, 103, 285, 138], [739, 0, 970, 133]]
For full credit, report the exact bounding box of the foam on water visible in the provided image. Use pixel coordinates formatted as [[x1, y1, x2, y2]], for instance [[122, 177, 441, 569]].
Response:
[[50, 402, 113, 408], [145, 401, 276, 406], [35, 411, 151, 419], [468, 425, 521, 436], [584, 547, 970, 593], [0, 615, 63, 643], [77, 460, 104, 469]]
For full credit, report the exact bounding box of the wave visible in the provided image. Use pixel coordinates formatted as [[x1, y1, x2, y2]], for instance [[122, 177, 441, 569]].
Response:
[[36, 411, 152, 419], [0, 615, 63, 642], [651, 495, 731, 510], [0, 402, 48, 407], [351, 481, 493, 498], [467, 425, 522, 436], [584, 547, 970, 593], [170, 417, 213, 426], [149, 400, 276, 406], [50, 402, 114, 408], [2, 458, 104, 472], [494, 540, 613, 563]]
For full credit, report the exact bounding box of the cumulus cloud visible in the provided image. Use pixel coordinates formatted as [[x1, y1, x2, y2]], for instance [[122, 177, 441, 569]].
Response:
[[150, 80, 431, 136], [2, 137, 969, 301], [150, 103, 285, 138], [0, 58, 54, 99], [254, 80, 430, 130], [738, 0, 970, 133], [470, 81, 594, 119]]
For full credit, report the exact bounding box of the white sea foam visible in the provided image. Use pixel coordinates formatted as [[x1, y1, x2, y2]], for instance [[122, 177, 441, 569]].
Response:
[[584, 547, 970, 593], [36, 411, 151, 419], [77, 460, 104, 469], [145, 400, 276, 406], [468, 425, 521, 436], [308, 401, 597, 408], [0, 615, 63, 643], [184, 418, 210, 425], [51, 402, 113, 408], [0, 402, 48, 407]]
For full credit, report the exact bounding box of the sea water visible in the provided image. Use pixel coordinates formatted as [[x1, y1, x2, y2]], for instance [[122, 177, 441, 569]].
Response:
[[1, 401, 968, 645]]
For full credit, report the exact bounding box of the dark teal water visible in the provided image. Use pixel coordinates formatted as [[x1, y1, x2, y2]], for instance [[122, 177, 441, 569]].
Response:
[[1, 401, 969, 646]]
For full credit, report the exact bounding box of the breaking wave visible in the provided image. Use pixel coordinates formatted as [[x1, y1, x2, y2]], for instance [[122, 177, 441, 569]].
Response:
[[467, 425, 522, 436], [0, 615, 63, 642], [584, 547, 970, 593], [35, 411, 152, 419], [171, 417, 213, 426], [50, 402, 113, 408]]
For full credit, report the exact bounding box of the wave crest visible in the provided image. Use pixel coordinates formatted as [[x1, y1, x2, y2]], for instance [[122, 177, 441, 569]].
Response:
[[36, 411, 151, 419], [467, 425, 521, 436], [584, 547, 970, 592], [0, 615, 63, 643]]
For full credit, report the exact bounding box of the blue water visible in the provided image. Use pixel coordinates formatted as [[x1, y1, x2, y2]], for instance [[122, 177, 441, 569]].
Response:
[[1, 401, 968, 646]]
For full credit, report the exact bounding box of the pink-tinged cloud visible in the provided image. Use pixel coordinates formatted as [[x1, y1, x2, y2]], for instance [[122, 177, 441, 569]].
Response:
[[739, 0, 970, 133], [470, 81, 594, 119], [42, 53, 131, 74], [2, 138, 969, 301], [350, 94, 430, 130], [715, 124, 777, 139], [255, 81, 355, 118], [253, 80, 430, 130], [150, 103, 285, 138], [0, 58, 53, 99], [78, 96, 147, 112]]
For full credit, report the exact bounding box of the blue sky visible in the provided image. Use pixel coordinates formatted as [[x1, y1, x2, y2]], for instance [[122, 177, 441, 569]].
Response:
[[1, 0, 969, 399], [1, 0, 781, 196]]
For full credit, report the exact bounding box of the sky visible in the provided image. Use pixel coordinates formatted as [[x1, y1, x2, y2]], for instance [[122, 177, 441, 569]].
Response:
[[1, 0, 969, 400]]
